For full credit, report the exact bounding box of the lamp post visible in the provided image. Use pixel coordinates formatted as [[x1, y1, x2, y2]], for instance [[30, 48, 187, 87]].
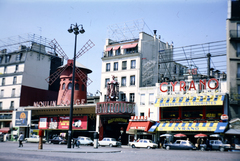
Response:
[[67, 23, 85, 148]]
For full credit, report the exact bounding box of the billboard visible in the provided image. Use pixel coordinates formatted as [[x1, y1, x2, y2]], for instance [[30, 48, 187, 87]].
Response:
[[14, 111, 31, 127]]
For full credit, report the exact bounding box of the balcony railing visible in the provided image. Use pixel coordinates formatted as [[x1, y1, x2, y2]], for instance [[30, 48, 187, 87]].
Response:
[[230, 30, 240, 39]]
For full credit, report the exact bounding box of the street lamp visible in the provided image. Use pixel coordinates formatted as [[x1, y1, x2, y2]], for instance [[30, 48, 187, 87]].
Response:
[[67, 23, 85, 148]]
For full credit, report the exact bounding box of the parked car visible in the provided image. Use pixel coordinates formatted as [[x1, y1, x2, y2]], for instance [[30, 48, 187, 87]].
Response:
[[76, 136, 93, 146], [200, 140, 232, 151], [165, 140, 196, 150], [98, 137, 121, 147], [25, 135, 46, 143], [129, 139, 158, 149], [49, 136, 67, 144]]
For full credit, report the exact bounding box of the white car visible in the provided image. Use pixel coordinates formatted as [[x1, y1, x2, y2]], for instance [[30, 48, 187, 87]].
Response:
[[76, 136, 93, 146], [98, 137, 121, 147], [129, 139, 158, 149], [25, 135, 46, 143]]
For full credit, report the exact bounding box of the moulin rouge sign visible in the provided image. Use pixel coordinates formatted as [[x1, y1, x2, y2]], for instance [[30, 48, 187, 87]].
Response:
[[159, 78, 219, 92]]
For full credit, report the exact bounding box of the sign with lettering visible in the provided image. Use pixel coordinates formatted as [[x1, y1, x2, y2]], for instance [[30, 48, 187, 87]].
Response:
[[131, 116, 148, 120], [39, 117, 48, 129], [96, 102, 135, 115]]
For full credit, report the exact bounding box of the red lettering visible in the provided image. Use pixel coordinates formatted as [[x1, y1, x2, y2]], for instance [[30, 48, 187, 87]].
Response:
[[208, 78, 219, 90], [199, 79, 206, 90], [180, 81, 186, 91], [160, 82, 168, 92], [170, 81, 178, 92], [189, 80, 196, 90]]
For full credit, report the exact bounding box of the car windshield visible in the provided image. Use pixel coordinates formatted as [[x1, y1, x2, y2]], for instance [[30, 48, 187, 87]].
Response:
[[111, 138, 116, 141], [149, 140, 153, 143], [86, 138, 91, 140]]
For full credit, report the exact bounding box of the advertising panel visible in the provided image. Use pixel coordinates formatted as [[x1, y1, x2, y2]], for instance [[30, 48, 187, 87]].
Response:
[[39, 117, 48, 129], [15, 111, 28, 126], [72, 116, 87, 130], [58, 116, 70, 129], [48, 117, 58, 129]]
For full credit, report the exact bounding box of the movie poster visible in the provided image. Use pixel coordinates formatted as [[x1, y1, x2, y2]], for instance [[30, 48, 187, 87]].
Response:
[[38, 117, 48, 129], [48, 117, 58, 129]]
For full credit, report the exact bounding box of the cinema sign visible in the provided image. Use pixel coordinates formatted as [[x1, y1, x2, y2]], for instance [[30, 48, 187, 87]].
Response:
[[96, 101, 135, 115], [160, 78, 219, 92]]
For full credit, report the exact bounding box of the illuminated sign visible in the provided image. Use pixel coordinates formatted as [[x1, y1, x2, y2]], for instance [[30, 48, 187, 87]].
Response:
[[96, 102, 135, 115], [160, 78, 219, 92], [33, 99, 85, 107]]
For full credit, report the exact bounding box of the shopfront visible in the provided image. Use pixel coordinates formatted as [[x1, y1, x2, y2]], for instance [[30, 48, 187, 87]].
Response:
[[96, 101, 135, 145], [27, 104, 96, 141]]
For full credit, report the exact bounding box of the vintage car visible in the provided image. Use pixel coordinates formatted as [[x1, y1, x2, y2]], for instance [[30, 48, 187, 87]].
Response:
[[98, 137, 121, 147], [48, 136, 67, 144], [76, 136, 93, 146], [165, 140, 196, 150], [25, 135, 46, 143], [200, 140, 232, 151], [129, 139, 158, 149]]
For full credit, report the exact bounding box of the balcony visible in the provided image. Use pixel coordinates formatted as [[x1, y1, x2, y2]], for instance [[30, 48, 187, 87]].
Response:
[[229, 30, 240, 40]]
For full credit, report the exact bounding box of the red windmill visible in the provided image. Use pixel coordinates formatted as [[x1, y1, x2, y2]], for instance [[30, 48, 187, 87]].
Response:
[[45, 38, 95, 105]]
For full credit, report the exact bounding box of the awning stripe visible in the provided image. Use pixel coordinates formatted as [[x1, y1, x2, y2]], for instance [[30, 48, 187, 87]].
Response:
[[121, 43, 138, 49], [105, 47, 112, 52], [113, 46, 120, 50]]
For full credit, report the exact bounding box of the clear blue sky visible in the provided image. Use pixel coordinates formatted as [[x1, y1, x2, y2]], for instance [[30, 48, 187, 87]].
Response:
[[0, 0, 227, 94]]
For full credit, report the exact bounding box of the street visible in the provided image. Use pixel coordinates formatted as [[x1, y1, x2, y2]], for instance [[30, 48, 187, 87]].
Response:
[[0, 142, 240, 161]]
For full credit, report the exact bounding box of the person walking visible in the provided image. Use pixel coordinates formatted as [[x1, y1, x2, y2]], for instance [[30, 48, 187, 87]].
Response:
[[197, 138, 200, 150], [18, 132, 24, 147]]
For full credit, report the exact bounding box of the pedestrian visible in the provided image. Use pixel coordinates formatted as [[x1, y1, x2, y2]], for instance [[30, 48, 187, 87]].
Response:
[[18, 132, 24, 147], [197, 138, 200, 150], [201, 138, 204, 144], [206, 138, 210, 150], [224, 138, 229, 144], [76, 139, 80, 148]]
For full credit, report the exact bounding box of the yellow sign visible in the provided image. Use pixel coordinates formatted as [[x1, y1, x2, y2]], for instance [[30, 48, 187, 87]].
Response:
[[156, 122, 218, 132], [155, 95, 224, 107]]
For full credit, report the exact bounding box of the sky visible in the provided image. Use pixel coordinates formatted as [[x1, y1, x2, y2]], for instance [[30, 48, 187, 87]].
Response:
[[0, 0, 228, 95]]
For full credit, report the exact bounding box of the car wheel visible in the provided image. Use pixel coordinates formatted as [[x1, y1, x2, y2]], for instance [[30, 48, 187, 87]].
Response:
[[166, 146, 170, 150], [109, 143, 113, 147], [201, 147, 205, 151], [132, 144, 135, 148], [147, 146, 151, 149], [98, 143, 100, 147], [220, 147, 224, 152], [25, 140, 28, 143], [49, 141, 51, 144]]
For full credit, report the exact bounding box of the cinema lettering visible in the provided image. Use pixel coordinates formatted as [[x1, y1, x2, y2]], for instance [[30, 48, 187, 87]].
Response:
[[96, 102, 135, 115], [159, 78, 219, 92]]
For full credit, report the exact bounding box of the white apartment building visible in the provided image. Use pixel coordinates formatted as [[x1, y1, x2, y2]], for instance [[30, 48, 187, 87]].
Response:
[[0, 34, 62, 130], [100, 31, 173, 121]]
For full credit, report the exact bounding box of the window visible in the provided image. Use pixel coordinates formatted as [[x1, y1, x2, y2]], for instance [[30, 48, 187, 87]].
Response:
[[62, 83, 65, 90], [4, 67, 7, 74], [105, 78, 110, 87], [122, 61, 127, 70], [131, 60, 136, 69], [68, 83, 72, 90], [237, 43, 240, 57], [0, 56, 3, 64], [114, 62, 118, 71], [108, 50, 113, 57], [238, 85, 240, 94], [5, 55, 11, 63], [106, 63, 110, 72], [82, 84, 85, 91], [182, 106, 203, 119], [121, 77, 126, 86], [10, 101, 14, 108], [140, 94, 145, 105], [174, 64, 177, 74], [121, 93, 126, 101], [0, 90, 4, 98], [15, 65, 19, 72], [130, 93, 135, 102], [16, 53, 22, 61], [0, 102, 2, 108], [206, 106, 222, 119], [161, 107, 179, 119], [115, 48, 120, 56], [12, 88, 15, 97], [140, 112, 144, 116], [130, 75, 135, 85], [2, 78, 5, 86], [238, 64, 240, 78], [75, 83, 79, 90], [149, 93, 154, 105], [13, 76, 17, 84], [126, 46, 138, 54]]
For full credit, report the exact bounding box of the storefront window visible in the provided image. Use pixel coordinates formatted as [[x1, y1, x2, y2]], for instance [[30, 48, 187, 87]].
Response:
[[206, 106, 222, 119], [182, 106, 203, 119], [161, 107, 179, 119]]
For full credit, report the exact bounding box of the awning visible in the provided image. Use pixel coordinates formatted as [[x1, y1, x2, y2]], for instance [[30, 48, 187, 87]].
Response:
[[105, 47, 112, 52], [121, 43, 138, 49], [113, 46, 120, 50], [126, 121, 153, 134], [214, 122, 228, 133], [225, 129, 240, 135], [155, 95, 225, 107], [0, 127, 10, 133], [156, 122, 218, 132], [148, 123, 160, 132]]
